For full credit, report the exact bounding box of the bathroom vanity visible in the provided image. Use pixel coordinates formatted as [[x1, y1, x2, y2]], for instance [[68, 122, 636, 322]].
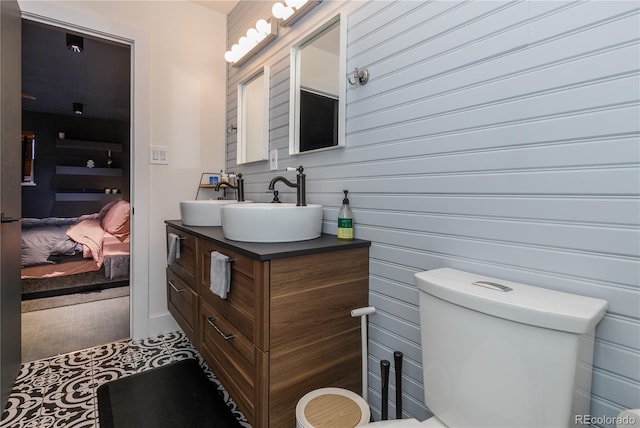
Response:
[[165, 220, 370, 427]]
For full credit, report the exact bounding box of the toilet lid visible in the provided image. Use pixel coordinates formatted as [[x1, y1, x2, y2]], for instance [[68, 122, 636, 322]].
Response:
[[305, 393, 362, 428]]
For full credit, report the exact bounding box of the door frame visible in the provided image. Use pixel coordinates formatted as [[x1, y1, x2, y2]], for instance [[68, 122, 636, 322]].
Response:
[[19, 1, 151, 340]]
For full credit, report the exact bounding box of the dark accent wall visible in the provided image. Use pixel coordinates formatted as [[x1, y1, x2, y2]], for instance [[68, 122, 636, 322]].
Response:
[[21, 110, 130, 218]]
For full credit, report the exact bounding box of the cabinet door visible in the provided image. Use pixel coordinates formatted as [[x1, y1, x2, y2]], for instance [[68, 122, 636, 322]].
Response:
[[199, 300, 268, 427], [197, 239, 269, 350], [166, 268, 198, 343], [166, 226, 197, 285], [268, 247, 369, 427]]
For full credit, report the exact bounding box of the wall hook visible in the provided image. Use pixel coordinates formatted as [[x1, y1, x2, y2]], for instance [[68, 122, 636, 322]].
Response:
[[348, 67, 369, 86], [226, 123, 237, 135]]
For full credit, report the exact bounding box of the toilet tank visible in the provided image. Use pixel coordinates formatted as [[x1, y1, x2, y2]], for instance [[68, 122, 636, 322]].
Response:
[[415, 268, 608, 428]]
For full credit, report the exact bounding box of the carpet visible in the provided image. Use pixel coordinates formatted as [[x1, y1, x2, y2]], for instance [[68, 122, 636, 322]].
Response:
[[21, 286, 129, 312], [97, 359, 243, 428]]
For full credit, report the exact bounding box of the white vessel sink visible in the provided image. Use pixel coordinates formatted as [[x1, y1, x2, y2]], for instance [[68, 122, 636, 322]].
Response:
[[221, 203, 323, 242], [180, 200, 245, 227]]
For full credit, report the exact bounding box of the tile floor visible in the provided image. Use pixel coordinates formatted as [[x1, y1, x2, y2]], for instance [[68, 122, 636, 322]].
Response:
[[0, 331, 251, 428]]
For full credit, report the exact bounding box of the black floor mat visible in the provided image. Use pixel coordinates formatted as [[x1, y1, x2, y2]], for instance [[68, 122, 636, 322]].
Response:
[[97, 359, 243, 428]]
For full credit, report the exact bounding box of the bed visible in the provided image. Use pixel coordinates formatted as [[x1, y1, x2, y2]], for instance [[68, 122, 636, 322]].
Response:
[[21, 200, 130, 299]]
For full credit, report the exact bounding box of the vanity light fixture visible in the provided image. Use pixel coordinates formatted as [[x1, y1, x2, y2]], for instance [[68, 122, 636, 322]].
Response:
[[272, 0, 322, 27], [224, 19, 277, 67], [73, 102, 83, 115]]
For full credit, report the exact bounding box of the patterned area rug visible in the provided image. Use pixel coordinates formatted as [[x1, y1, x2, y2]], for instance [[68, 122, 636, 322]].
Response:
[[1, 331, 252, 428], [21, 286, 130, 312]]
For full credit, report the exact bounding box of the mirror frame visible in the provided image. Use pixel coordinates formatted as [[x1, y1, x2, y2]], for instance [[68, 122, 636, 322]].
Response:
[[237, 65, 270, 164], [289, 13, 347, 155]]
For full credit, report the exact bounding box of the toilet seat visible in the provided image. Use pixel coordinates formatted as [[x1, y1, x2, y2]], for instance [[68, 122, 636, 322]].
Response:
[[296, 388, 370, 428]]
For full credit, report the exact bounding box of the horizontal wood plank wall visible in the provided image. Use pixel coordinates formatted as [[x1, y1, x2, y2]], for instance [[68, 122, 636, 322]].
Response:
[[226, 1, 640, 424]]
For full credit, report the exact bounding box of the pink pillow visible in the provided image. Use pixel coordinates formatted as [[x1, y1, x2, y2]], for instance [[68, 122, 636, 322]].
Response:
[[98, 201, 117, 221], [102, 200, 130, 241]]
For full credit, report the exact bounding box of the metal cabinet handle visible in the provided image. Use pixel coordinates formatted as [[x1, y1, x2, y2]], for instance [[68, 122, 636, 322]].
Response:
[[207, 317, 235, 340], [168, 280, 184, 293]]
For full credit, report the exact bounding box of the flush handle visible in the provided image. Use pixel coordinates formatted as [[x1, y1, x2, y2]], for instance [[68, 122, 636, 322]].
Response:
[[472, 281, 513, 292]]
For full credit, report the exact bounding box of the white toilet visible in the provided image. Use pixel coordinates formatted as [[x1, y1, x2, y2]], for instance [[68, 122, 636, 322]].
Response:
[[297, 268, 609, 428]]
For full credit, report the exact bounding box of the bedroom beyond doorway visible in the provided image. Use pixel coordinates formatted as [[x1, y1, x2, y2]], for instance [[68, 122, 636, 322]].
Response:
[[20, 18, 132, 361]]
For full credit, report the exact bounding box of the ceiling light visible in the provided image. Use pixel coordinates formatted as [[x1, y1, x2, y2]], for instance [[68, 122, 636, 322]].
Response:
[[73, 102, 83, 115], [66, 33, 83, 53]]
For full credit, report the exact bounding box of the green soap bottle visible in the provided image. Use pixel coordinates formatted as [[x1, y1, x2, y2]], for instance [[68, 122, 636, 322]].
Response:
[[337, 190, 354, 240]]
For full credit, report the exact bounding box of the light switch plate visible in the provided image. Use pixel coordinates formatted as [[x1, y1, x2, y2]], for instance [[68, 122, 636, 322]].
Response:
[[150, 146, 169, 165], [270, 149, 278, 171]]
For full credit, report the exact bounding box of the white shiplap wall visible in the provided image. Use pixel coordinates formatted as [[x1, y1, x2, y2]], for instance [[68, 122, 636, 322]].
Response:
[[226, 1, 640, 425]]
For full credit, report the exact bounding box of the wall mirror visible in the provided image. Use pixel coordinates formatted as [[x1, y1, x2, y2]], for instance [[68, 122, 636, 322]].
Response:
[[237, 66, 270, 164], [289, 14, 346, 155]]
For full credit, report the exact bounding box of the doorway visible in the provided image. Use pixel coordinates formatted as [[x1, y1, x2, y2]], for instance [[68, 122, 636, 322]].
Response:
[[20, 19, 132, 362]]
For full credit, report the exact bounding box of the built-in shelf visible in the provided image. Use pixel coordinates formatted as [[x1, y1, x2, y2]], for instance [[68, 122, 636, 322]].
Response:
[[52, 138, 127, 206], [56, 166, 122, 176], [56, 138, 122, 152]]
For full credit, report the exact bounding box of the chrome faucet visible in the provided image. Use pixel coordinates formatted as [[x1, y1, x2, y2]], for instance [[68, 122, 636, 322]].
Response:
[[215, 173, 245, 202], [268, 166, 306, 206]]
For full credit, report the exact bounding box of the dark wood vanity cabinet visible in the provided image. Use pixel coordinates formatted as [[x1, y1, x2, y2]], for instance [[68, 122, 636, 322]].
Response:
[[165, 221, 370, 427]]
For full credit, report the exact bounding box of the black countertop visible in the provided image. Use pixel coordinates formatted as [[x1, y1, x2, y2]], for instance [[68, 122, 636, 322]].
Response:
[[165, 220, 371, 261]]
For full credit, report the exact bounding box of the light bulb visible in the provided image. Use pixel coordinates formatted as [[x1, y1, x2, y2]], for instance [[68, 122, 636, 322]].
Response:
[[230, 44, 241, 61], [256, 19, 270, 35], [239, 36, 250, 50], [286, 0, 306, 9], [272, 2, 293, 20], [246, 28, 259, 42], [272, 2, 284, 19]]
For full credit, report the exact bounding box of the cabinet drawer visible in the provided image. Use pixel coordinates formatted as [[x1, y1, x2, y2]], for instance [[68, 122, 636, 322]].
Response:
[[198, 240, 268, 348], [166, 226, 197, 284], [166, 268, 198, 343], [199, 300, 267, 427]]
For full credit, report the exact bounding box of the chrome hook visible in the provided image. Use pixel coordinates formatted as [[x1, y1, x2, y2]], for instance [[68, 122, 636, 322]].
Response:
[[226, 123, 237, 135], [348, 67, 369, 86]]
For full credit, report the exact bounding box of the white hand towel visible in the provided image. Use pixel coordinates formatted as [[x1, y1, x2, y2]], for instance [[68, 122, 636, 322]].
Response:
[[167, 233, 181, 265], [210, 251, 231, 299]]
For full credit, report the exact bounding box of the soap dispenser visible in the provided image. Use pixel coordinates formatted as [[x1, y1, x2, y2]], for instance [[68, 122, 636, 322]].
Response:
[[337, 190, 354, 240]]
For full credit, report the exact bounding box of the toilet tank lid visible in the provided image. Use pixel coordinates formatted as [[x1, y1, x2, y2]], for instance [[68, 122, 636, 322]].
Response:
[[415, 268, 608, 334]]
